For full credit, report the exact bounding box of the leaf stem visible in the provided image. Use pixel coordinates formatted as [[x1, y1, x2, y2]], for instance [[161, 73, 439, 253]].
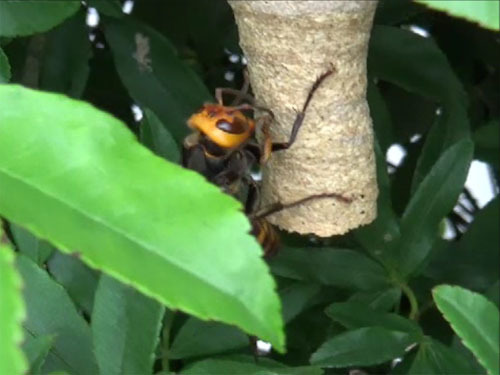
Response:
[[400, 283, 419, 320]]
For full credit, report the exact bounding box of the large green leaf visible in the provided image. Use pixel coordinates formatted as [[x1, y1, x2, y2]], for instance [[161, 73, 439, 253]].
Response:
[[47, 251, 99, 315], [310, 327, 413, 368], [92, 275, 164, 375], [433, 285, 500, 375], [269, 247, 389, 291], [182, 355, 323, 375], [0, 46, 10, 83], [16, 254, 97, 375], [0, 236, 27, 375], [416, 1, 499, 31], [40, 11, 91, 98], [395, 139, 474, 276], [0, 85, 284, 350], [10, 223, 54, 265], [103, 17, 212, 143], [325, 301, 423, 340], [0, 1, 80, 37]]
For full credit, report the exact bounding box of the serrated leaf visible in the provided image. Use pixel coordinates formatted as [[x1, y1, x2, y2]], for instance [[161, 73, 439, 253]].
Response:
[[0, 236, 27, 375], [22, 335, 54, 375], [0, 1, 80, 37], [269, 247, 389, 291], [395, 139, 474, 276], [0, 85, 284, 350], [310, 327, 414, 368], [433, 285, 500, 375], [40, 11, 91, 98], [416, 0, 499, 31], [47, 251, 99, 315], [182, 355, 323, 375], [0, 46, 10, 83], [140, 108, 181, 163], [10, 223, 55, 265], [325, 301, 423, 340], [16, 255, 97, 375], [92, 275, 164, 375], [103, 17, 212, 143]]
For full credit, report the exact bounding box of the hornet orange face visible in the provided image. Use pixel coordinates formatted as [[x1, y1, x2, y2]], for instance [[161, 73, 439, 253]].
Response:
[[187, 104, 255, 149]]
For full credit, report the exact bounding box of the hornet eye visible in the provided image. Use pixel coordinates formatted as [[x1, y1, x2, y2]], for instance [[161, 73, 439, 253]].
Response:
[[216, 118, 247, 134]]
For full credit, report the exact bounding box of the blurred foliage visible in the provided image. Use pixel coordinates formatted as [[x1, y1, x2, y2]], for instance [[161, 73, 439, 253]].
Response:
[[0, 0, 498, 374]]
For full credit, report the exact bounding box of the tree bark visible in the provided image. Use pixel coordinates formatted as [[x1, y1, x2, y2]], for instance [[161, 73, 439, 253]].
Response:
[[229, 1, 379, 236]]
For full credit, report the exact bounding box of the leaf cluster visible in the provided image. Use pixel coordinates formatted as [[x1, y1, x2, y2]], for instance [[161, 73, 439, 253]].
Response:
[[0, 1, 498, 374]]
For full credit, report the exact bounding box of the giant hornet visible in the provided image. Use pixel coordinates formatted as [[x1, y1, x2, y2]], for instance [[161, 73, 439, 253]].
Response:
[[182, 68, 351, 257]]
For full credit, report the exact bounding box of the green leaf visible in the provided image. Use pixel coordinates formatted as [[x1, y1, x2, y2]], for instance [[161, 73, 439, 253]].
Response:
[[0, 1, 80, 37], [16, 255, 98, 375], [433, 285, 500, 375], [0, 238, 27, 375], [103, 17, 212, 143], [269, 247, 389, 291], [22, 335, 54, 375], [182, 355, 323, 375], [10, 224, 55, 265], [395, 139, 474, 276], [393, 338, 479, 375], [0, 85, 284, 350], [310, 327, 414, 368], [140, 108, 181, 163], [325, 301, 423, 339], [367, 82, 394, 152], [416, 0, 500, 31], [0, 46, 10, 83], [348, 287, 401, 312], [171, 282, 321, 360], [280, 282, 321, 323], [425, 197, 499, 292], [40, 11, 91, 98], [369, 26, 469, 190], [92, 275, 164, 375], [47, 251, 99, 315], [354, 140, 400, 262], [170, 317, 248, 360]]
